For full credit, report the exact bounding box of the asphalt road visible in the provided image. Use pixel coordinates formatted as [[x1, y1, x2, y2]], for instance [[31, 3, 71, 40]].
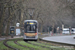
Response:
[[42, 35, 75, 45]]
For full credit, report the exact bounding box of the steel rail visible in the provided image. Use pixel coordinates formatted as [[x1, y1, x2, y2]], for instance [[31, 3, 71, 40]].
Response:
[[14, 40, 35, 50], [3, 40, 18, 50], [26, 41, 55, 50]]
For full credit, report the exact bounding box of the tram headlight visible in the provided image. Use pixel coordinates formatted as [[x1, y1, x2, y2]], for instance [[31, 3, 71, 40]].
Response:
[[24, 33, 26, 35], [35, 33, 37, 35], [11, 31, 14, 33]]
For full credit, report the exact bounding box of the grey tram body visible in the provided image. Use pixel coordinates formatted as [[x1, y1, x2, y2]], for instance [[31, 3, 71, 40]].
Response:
[[23, 20, 38, 41]]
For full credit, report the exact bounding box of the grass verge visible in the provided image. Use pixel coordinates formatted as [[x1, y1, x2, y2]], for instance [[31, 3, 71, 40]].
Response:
[[0, 41, 12, 50], [30, 41, 72, 50], [18, 41, 50, 50], [7, 41, 30, 50]]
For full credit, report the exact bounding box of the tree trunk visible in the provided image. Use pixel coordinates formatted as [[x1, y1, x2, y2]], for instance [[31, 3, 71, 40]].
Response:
[[40, 19, 44, 33], [6, 21, 10, 36], [20, 10, 24, 26], [5, 7, 10, 36], [40, 24, 43, 33], [0, 6, 5, 36], [0, 21, 3, 36], [52, 24, 54, 33], [4, 24, 7, 34]]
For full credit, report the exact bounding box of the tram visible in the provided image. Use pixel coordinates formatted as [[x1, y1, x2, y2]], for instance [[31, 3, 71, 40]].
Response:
[[23, 20, 38, 41]]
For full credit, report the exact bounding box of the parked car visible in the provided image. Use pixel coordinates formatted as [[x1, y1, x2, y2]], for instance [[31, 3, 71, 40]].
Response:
[[62, 28, 70, 34], [71, 28, 75, 34]]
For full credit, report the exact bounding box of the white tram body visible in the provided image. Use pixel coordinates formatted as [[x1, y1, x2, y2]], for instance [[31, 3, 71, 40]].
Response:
[[23, 20, 38, 41]]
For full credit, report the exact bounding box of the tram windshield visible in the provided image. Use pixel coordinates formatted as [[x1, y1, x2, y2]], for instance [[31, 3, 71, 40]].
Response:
[[25, 25, 36, 33]]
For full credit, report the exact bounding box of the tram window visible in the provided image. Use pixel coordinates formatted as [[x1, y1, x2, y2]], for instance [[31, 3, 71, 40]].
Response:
[[26, 25, 36, 33], [32, 25, 36, 31], [10, 27, 14, 31], [27, 25, 30, 31]]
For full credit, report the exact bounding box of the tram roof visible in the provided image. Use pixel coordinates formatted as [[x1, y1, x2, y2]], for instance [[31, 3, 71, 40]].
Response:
[[24, 20, 37, 23]]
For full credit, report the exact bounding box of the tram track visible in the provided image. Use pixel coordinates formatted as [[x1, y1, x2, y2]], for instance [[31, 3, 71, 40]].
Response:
[[27, 41, 56, 50], [14, 39, 55, 50], [3, 40, 18, 50], [3, 39, 62, 50], [3, 38, 71, 50], [3, 39, 33, 50], [37, 40, 60, 46], [14, 40, 35, 50]]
